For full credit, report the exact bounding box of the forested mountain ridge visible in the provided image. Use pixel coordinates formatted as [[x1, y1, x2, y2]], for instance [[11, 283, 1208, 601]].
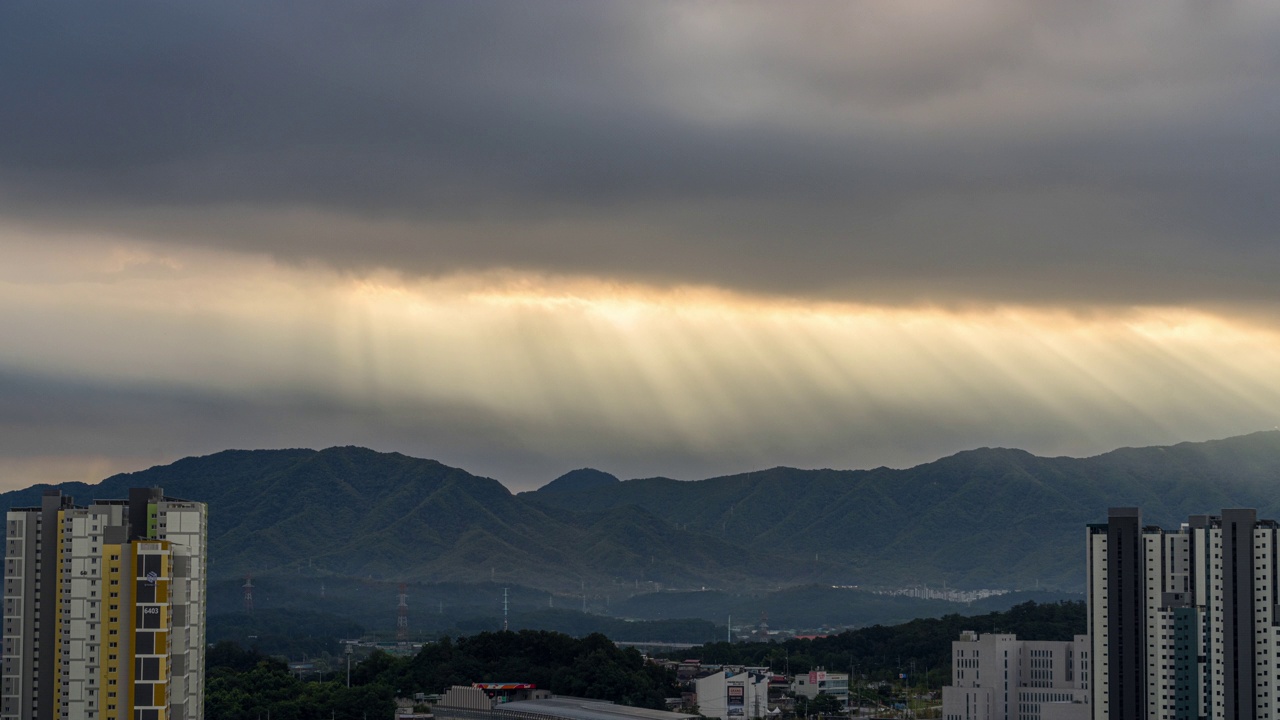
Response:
[[3, 432, 1280, 596], [522, 430, 1280, 588], [0, 446, 824, 592]]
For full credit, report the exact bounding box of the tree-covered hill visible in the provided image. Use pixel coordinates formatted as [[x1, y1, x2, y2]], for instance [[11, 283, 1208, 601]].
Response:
[[674, 600, 1087, 687], [525, 430, 1280, 589], [0, 446, 823, 592], [612, 586, 1078, 630], [4, 432, 1280, 605], [205, 630, 681, 719]]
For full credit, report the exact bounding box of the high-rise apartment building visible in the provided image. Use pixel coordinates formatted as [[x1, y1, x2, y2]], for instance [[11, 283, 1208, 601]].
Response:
[[2, 488, 207, 720], [1088, 507, 1280, 720]]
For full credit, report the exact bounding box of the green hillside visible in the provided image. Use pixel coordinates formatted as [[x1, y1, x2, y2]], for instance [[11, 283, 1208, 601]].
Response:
[[0, 446, 821, 592], [525, 430, 1280, 588], [5, 431, 1280, 618]]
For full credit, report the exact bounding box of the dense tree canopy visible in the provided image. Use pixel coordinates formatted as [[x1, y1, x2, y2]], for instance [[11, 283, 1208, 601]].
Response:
[[205, 643, 396, 720], [671, 601, 1085, 688], [206, 630, 680, 719], [358, 631, 677, 708], [203, 603, 1083, 717]]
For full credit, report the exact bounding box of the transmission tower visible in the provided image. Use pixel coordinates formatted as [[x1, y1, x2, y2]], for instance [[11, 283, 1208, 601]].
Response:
[[503, 587, 509, 631], [397, 583, 409, 642], [242, 575, 254, 615]]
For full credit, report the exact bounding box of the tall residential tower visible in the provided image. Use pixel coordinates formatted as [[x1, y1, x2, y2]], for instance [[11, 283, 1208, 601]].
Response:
[[2, 488, 207, 720], [1089, 507, 1280, 720]]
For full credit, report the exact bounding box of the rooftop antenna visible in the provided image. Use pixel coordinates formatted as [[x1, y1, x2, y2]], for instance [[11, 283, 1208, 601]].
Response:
[[397, 583, 409, 642], [503, 587, 509, 631], [242, 575, 254, 615]]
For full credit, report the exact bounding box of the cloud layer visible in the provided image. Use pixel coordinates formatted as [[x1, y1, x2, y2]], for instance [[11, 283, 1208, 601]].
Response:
[[3, 2, 1279, 305], [2, 2, 1280, 490]]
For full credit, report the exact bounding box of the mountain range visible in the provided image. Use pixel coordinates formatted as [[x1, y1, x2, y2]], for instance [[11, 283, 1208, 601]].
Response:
[[5, 431, 1280, 605], [523, 430, 1280, 589]]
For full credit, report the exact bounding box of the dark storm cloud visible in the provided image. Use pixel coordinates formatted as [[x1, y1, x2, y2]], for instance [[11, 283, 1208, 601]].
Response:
[[0, 2, 669, 207], [0, 364, 543, 487], [3, 1, 1280, 305]]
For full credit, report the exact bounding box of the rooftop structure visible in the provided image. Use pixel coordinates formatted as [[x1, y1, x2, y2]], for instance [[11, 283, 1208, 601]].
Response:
[[435, 686, 698, 720]]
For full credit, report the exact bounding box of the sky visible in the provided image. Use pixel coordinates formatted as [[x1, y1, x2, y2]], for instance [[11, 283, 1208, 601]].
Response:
[[2, 1, 1280, 491]]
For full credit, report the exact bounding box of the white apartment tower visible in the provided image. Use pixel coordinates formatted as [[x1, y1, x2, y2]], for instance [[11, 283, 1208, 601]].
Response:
[[2, 488, 207, 720], [1089, 507, 1280, 720]]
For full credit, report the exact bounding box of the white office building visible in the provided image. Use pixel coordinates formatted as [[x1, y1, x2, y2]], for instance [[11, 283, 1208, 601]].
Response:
[[790, 669, 848, 708], [941, 632, 1089, 720], [696, 669, 771, 720]]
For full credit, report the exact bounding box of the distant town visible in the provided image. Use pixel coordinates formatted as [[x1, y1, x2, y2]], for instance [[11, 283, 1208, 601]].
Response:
[[865, 586, 1010, 605]]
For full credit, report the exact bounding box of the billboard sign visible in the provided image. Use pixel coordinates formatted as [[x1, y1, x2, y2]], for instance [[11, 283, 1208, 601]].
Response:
[[727, 682, 745, 717]]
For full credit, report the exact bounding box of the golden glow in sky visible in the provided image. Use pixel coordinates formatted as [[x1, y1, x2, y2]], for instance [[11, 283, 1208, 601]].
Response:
[[2, 235, 1278, 489]]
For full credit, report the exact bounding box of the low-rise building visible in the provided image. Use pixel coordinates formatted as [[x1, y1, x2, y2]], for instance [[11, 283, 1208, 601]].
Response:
[[696, 669, 772, 720], [434, 686, 699, 720], [676, 660, 703, 682], [791, 669, 849, 708]]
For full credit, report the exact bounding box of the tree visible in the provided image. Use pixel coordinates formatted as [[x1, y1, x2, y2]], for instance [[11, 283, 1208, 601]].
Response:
[[794, 693, 843, 717]]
